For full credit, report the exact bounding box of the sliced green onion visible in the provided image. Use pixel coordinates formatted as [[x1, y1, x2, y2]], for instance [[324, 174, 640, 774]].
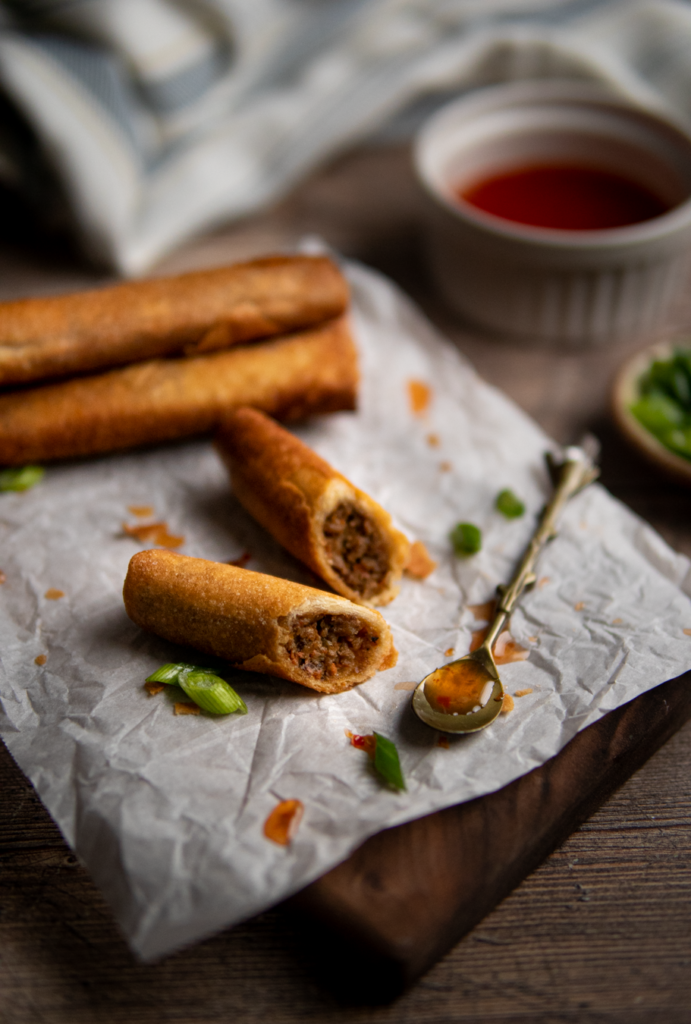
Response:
[[145, 663, 247, 715], [495, 489, 525, 519], [450, 522, 482, 557], [0, 465, 45, 492], [373, 733, 406, 791]]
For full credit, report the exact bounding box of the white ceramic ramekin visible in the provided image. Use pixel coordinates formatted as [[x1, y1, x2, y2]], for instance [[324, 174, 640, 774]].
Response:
[[415, 82, 691, 346]]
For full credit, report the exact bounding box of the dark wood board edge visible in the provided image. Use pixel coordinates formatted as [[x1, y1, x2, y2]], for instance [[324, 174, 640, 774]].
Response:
[[287, 670, 691, 1002]]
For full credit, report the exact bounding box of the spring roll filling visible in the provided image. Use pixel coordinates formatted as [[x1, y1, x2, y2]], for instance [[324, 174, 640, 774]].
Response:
[[322, 502, 389, 599], [284, 612, 381, 680]]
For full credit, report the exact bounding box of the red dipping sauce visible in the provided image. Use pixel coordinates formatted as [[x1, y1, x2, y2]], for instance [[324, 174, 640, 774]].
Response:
[[458, 163, 670, 231]]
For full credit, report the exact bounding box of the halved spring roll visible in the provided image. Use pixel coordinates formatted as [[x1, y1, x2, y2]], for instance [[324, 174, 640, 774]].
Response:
[[123, 551, 398, 694], [216, 407, 410, 606], [0, 255, 348, 386], [0, 317, 357, 464]]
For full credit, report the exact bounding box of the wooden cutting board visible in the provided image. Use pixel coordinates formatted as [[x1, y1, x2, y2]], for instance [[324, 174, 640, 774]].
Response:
[[288, 670, 691, 1002]]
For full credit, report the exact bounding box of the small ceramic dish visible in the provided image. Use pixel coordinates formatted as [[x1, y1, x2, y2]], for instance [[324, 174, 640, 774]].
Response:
[[612, 341, 691, 485], [415, 81, 691, 347]]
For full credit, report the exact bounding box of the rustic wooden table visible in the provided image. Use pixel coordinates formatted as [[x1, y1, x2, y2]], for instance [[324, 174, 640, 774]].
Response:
[[1, 144, 690, 1023]]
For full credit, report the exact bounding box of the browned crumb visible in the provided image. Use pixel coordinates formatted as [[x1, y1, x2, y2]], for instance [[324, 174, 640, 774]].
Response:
[[228, 551, 251, 568], [44, 588, 64, 600], [0, 570, 5, 585], [174, 701, 200, 716], [404, 541, 437, 580], [538, 577, 550, 588], [574, 601, 585, 611], [515, 688, 533, 698], [144, 681, 166, 696], [439, 461, 452, 472], [684, 628, 691, 637], [612, 618, 623, 625], [444, 647, 455, 657], [501, 693, 515, 714], [437, 735, 450, 749], [128, 504, 155, 517], [34, 654, 47, 666], [408, 379, 431, 415], [527, 636, 538, 642], [426, 433, 440, 448], [123, 522, 184, 548], [393, 681, 417, 691]]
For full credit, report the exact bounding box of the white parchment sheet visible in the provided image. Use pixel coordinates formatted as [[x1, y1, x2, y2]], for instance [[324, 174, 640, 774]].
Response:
[[1, 260, 691, 961]]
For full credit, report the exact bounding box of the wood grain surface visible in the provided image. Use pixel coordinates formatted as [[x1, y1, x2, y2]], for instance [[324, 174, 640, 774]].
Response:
[[1, 144, 691, 1023]]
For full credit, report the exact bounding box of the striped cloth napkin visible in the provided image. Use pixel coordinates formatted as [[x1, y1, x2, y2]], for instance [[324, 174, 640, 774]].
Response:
[[1, 0, 691, 274]]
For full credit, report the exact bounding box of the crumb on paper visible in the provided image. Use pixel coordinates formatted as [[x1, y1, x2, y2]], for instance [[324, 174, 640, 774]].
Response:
[[174, 701, 200, 716], [263, 799, 304, 846], [426, 433, 440, 448], [612, 618, 623, 625], [34, 654, 47, 666], [44, 588, 64, 600], [404, 540, 437, 580], [501, 693, 515, 714], [515, 688, 533, 698], [538, 577, 550, 588], [574, 601, 585, 611], [393, 681, 417, 691], [468, 600, 495, 623], [128, 504, 154, 517], [122, 521, 184, 548], [684, 628, 691, 637], [444, 647, 455, 658], [437, 735, 450, 749], [0, 570, 5, 585], [228, 551, 251, 568], [408, 379, 432, 415], [439, 461, 452, 472], [527, 636, 538, 643], [144, 681, 166, 696]]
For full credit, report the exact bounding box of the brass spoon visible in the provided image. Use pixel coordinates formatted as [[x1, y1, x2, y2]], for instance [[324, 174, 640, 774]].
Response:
[[413, 446, 599, 734]]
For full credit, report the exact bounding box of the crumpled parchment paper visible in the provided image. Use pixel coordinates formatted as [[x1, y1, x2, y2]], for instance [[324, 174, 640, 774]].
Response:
[[1, 259, 690, 961]]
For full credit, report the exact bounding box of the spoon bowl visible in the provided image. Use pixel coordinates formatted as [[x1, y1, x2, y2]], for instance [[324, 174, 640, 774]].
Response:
[[413, 645, 504, 733]]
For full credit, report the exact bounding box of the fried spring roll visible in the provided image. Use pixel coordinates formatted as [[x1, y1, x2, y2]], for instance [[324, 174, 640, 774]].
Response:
[[0, 317, 358, 464], [216, 408, 410, 606], [123, 551, 398, 693], [0, 255, 348, 386]]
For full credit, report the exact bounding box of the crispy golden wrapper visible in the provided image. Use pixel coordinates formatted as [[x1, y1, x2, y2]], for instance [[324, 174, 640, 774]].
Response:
[[0, 317, 358, 464], [0, 255, 348, 386], [216, 408, 410, 606], [123, 551, 398, 694]]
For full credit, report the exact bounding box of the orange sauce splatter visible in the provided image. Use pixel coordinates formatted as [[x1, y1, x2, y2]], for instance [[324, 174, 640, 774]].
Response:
[[437, 735, 450, 749], [174, 701, 200, 716], [345, 730, 377, 758], [123, 522, 184, 548], [444, 648, 455, 658], [501, 693, 515, 714], [574, 601, 585, 611], [264, 799, 304, 846], [128, 505, 155, 517], [683, 628, 691, 637], [145, 681, 166, 696], [427, 433, 440, 448], [404, 541, 437, 580], [468, 600, 496, 622], [439, 461, 452, 472], [538, 577, 550, 588], [515, 688, 533, 698], [0, 570, 5, 584], [34, 654, 47, 666], [408, 379, 432, 415], [393, 681, 417, 691], [44, 588, 64, 600], [228, 551, 251, 568], [469, 626, 529, 664]]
